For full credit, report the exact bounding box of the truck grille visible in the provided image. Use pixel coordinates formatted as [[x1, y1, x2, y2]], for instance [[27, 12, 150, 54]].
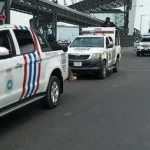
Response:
[[69, 54, 90, 60]]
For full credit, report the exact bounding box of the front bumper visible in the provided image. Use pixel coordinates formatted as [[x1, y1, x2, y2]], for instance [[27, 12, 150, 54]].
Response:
[[69, 59, 103, 71], [136, 48, 150, 53]]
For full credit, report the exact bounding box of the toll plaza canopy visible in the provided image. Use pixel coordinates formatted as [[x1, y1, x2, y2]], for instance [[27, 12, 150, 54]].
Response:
[[11, 0, 104, 26], [69, 0, 126, 13]]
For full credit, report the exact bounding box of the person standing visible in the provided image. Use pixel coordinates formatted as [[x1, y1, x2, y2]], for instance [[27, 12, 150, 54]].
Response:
[[102, 17, 117, 27]]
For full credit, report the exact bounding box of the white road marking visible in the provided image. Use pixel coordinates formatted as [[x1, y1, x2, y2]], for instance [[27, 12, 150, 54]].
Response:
[[121, 69, 150, 72], [64, 112, 72, 116], [112, 85, 117, 88]]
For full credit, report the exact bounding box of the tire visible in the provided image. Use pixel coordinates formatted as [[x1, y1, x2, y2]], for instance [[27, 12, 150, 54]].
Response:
[[97, 60, 107, 79], [41, 76, 60, 109], [113, 58, 119, 73], [137, 51, 140, 57]]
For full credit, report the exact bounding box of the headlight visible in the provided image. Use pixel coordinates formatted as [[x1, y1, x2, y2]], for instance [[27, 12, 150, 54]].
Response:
[[90, 53, 101, 59], [137, 46, 142, 49]]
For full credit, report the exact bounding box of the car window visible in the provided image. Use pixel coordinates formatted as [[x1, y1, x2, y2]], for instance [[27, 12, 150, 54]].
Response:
[[106, 38, 109, 46], [0, 30, 14, 59], [13, 30, 35, 55], [70, 37, 104, 47], [34, 30, 52, 52], [108, 37, 113, 45], [140, 38, 150, 42]]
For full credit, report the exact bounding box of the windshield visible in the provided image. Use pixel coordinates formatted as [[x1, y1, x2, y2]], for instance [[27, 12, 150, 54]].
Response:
[[140, 38, 150, 42], [70, 37, 104, 47]]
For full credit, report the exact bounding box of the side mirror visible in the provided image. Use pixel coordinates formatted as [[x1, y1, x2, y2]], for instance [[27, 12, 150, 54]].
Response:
[[63, 46, 68, 52], [107, 44, 113, 48], [0, 47, 9, 56]]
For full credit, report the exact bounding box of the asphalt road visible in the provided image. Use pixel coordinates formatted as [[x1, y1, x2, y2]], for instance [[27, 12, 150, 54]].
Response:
[[1, 47, 150, 150]]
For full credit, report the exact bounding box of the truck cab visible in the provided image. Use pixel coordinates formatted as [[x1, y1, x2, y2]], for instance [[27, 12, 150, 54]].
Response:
[[68, 27, 121, 79], [0, 24, 68, 116]]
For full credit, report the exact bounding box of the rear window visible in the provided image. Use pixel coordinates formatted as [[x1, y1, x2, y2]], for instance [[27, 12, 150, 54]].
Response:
[[13, 30, 35, 55], [70, 37, 104, 47]]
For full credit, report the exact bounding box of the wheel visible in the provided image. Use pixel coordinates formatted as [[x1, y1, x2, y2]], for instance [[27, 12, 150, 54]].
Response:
[[97, 60, 107, 79], [137, 51, 140, 57], [113, 58, 119, 73], [41, 76, 60, 109]]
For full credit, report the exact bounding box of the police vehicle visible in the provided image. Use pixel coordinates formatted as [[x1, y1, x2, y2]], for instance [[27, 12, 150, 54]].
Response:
[[0, 24, 68, 117], [68, 27, 121, 79], [134, 33, 150, 56]]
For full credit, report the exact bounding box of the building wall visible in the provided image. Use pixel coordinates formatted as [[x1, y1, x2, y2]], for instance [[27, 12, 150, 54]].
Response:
[[128, 0, 137, 35], [57, 26, 79, 42]]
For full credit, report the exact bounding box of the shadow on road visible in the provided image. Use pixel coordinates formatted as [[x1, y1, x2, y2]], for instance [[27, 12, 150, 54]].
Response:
[[0, 102, 46, 135], [140, 55, 150, 57], [0, 96, 69, 137], [76, 70, 115, 80], [0, 102, 40, 118]]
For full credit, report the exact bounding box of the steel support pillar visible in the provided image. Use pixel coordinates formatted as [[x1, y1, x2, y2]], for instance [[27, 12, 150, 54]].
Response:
[[35, 0, 40, 30], [6, 0, 11, 24], [52, 10, 57, 39], [124, 0, 131, 35], [79, 26, 82, 35], [124, 7, 129, 34], [52, 0, 58, 38]]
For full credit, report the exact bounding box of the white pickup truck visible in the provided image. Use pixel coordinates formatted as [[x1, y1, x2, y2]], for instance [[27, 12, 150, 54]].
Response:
[[134, 34, 150, 56], [68, 27, 121, 79], [0, 24, 68, 116]]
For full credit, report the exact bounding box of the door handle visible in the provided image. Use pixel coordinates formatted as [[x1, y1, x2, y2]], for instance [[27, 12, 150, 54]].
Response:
[[15, 63, 22, 69]]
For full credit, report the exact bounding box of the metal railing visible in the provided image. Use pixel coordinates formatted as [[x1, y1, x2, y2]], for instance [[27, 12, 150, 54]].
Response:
[[120, 35, 134, 47]]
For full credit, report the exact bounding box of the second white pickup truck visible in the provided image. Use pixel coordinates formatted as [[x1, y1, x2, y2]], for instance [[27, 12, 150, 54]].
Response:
[[68, 27, 121, 79]]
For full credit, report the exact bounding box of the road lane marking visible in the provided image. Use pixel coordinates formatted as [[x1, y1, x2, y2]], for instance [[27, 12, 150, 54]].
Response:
[[64, 112, 72, 116], [121, 69, 150, 72]]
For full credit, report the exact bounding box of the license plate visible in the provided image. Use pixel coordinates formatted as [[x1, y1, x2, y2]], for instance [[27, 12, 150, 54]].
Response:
[[74, 62, 82, 66]]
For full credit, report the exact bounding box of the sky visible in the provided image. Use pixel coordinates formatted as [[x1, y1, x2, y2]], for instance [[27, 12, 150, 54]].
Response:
[[10, 0, 150, 33]]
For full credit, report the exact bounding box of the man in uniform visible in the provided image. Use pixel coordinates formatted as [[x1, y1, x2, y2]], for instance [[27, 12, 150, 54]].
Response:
[[102, 17, 116, 27]]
